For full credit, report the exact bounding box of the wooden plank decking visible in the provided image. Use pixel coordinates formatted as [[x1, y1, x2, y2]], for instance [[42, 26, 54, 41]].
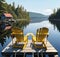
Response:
[[1, 33, 58, 57], [1, 38, 58, 54]]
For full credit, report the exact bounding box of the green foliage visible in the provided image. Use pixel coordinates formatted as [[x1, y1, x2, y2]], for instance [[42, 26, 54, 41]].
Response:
[[0, 30, 11, 46], [0, 0, 30, 46], [1, 0, 5, 1], [49, 8, 60, 32], [0, 2, 7, 17], [0, 0, 30, 20], [49, 8, 60, 20]]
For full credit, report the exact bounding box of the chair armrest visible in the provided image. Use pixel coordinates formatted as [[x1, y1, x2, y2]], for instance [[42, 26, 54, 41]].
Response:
[[24, 36, 28, 42], [32, 37, 36, 43]]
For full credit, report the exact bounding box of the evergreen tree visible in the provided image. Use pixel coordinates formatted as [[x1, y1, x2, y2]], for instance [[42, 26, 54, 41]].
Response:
[[0, 0, 30, 20], [0, 0, 5, 2], [0, 0, 7, 18], [49, 8, 60, 20]]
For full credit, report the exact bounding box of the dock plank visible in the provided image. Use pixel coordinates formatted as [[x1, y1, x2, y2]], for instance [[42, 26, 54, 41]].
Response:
[[2, 38, 58, 54], [1, 33, 58, 56]]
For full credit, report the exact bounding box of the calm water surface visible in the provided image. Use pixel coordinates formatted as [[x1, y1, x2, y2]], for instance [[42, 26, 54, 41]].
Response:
[[0, 20, 60, 57]]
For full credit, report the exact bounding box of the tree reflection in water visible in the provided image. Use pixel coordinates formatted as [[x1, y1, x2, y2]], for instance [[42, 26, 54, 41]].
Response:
[[0, 20, 30, 46], [49, 19, 60, 32], [0, 23, 11, 46], [12, 20, 29, 29]]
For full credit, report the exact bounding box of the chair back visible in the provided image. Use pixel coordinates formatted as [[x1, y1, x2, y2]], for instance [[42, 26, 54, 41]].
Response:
[[12, 27, 24, 42], [36, 27, 49, 42]]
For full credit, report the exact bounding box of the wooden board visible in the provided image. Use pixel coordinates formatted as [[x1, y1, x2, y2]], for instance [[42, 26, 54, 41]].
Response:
[[2, 38, 58, 55]]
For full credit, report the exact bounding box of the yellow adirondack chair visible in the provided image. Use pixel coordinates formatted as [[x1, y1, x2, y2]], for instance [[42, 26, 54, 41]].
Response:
[[11, 27, 28, 49], [32, 27, 49, 49]]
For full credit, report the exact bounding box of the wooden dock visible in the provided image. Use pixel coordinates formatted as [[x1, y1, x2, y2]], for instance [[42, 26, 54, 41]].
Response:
[[1, 33, 58, 57]]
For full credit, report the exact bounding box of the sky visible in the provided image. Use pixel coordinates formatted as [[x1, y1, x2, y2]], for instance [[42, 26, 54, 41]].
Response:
[[6, 0, 60, 15]]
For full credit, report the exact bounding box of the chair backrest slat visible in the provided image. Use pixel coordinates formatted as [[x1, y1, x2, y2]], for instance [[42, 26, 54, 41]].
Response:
[[12, 27, 24, 42], [36, 27, 49, 42]]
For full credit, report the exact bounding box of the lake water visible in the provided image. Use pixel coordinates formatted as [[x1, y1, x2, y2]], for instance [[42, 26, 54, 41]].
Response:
[[0, 20, 60, 57]]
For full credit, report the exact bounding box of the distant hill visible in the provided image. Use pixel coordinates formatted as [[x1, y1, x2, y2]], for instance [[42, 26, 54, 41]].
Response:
[[29, 12, 49, 23], [29, 12, 46, 17]]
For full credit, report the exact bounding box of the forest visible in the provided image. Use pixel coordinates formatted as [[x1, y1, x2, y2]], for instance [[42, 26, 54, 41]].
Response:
[[49, 8, 60, 20], [49, 8, 60, 32], [0, 0, 30, 20], [0, 0, 30, 46]]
